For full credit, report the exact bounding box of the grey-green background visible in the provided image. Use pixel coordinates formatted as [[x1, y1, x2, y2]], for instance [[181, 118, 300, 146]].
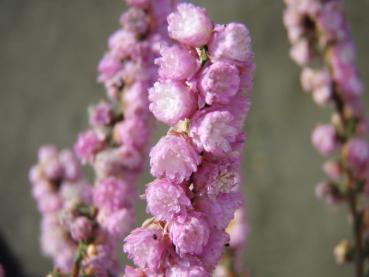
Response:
[[1, 0, 368, 276]]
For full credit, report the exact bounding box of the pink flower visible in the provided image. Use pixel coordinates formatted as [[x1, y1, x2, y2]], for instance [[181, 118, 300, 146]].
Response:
[[198, 230, 229, 271], [108, 29, 136, 59], [38, 145, 58, 163], [166, 261, 210, 277], [125, 0, 150, 9], [199, 62, 240, 105], [123, 226, 168, 272], [122, 81, 150, 118], [124, 266, 145, 277], [311, 124, 337, 156], [208, 23, 252, 64], [93, 177, 133, 213], [345, 138, 369, 177], [89, 102, 113, 127], [150, 135, 201, 183], [82, 241, 117, 276], [228, 209, 248, 249], [168, 3, 213, 47], [194, 192, 244, 230], [113, 118, 149, 148], [117, 144, 143, 170], [70, 216, 93, 242], [120, 7, 149, 35], [101, 209, 135, 239], [145, 179, 192, 221], [193, 156, 240, 195], [98, 54, 122, 82], [156, 44, 199, 81], [149, 81, 197, 125], [74, 130, 104, 164], [315, 181, 343, 205], [59, 149, 81, 181], [322, 160, 342, 181], [190, 109, 239, 156], [289, 39, 311, 66], [169, 213, 210, 256], [93, 149, 127, 179]]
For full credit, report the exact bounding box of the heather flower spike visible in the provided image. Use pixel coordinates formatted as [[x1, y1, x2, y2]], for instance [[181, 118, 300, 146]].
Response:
[[123, 2, 254, 275], [284, 0, 369, 275], [31, 0, 175, 276]]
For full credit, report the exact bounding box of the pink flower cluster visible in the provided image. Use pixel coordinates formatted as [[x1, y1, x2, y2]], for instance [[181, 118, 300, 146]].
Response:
[[71, 0, 177, 275], [31, 1, 176, 276], [29, 145, 90, 272], [284, 0, 369, 270], [284, 0, 369, 205], [123, 3, 254, 276]]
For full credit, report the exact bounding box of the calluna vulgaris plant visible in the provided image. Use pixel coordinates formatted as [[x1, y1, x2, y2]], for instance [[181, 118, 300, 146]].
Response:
[[30, 0, 176, 276], [284, 0, 369, 275], [122, 2, 254, 276]]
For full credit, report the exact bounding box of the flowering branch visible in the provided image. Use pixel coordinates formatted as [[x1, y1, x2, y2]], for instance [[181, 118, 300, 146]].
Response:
[[283, 0, 369, 275], [122, 2, 254, 276], [31, 0, 176, 275]]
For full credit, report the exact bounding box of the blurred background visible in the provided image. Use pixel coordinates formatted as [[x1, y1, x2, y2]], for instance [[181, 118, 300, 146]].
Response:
[[0, 0, 369, 276]]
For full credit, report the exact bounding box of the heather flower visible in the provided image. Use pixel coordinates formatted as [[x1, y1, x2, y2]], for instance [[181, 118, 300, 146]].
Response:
[[93, 177, 133, 213], [70, 216, 93, 242], [101, 209, 135, 238], [149, 81, 197, 125], [113, 118, 149, 148], [59, 149, 80, 181], [193, 156, 240, 195], [315, 181, 343, 205], [322, 160, 342, 181], [208, 23, 252, 64], [124, 266, 145, 277], [89, 102, 113, 127], [311, 124, 337, 156], [125, 0, 150, 9], [190, 110, 239, 156], [289, 39, 311, 66], [345, 138, 369, 177], [156, 44, 199, 80], [74, 130, 104, 164], [38, 145, 59, 163], [120, 7, 149, 35], [92, 149, 123, 180], [166, 261, 210, 277], [82, 242, 117, 276], [167, 3, 212, 47], [123, 226, 167, 272], [54, 247, 75, 273], [169, 213, 210, 256], [199, 62, 240, 105], [194, 192, 244, 230], [122, 81, 150, 118], [150, 135, 201, 183], [117, 144, 143, 170], [145, 178, 192, 221], [199, 230, 230, 271], [108, 29, 136, 59], [98, 54, 122, 82], [227, 209, 248, 249]]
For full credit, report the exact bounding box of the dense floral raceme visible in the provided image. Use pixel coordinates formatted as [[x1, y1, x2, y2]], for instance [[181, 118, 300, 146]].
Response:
[[29, 145, 91, 272], [30, 1, 176, 276], [284, 0, 369, 274], [123, 2, 254, 276]]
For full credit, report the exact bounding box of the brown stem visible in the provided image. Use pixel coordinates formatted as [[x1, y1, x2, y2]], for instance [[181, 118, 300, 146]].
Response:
[[71, 261, 80, 277], [331, 91, 364, 276]]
